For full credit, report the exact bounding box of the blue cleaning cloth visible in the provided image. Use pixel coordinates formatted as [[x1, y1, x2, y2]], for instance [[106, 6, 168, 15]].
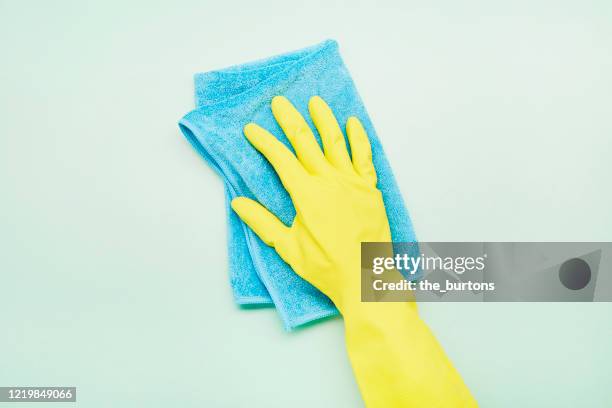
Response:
[[179, 40, 417, 330]]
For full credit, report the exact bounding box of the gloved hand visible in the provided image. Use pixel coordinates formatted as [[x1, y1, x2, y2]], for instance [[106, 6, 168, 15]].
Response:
[[232, 95, 389, 309], [232, 96, 478, 407]]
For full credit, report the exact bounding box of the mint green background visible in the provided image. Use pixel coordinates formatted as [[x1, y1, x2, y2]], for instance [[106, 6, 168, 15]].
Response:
[[1, 1, 611, 407]]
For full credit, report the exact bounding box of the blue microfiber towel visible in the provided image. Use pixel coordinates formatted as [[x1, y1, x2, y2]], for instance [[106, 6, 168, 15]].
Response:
[[179, 40, 417, 330]]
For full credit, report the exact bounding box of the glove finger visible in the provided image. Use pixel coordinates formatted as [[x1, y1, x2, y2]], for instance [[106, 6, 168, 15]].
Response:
[[231, 197, 289, 247], [271, 96, 328, 174], [308, 96, 353, 172], [346, 116, 377, 186], [244, 123, 306, 194]]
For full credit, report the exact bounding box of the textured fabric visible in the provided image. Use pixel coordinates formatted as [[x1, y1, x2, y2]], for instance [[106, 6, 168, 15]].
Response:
[[179, 40, 417, 330]]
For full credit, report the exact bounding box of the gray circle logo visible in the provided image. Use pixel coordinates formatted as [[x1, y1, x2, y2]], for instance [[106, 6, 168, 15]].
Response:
[[559, 258, 591, 290]]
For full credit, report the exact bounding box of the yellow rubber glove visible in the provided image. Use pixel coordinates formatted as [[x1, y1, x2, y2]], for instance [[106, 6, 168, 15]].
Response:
[[231, 96, 478, 408]]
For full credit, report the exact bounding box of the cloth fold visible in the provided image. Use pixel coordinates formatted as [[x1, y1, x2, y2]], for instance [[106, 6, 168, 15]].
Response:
[[179, 40, 417, 330]]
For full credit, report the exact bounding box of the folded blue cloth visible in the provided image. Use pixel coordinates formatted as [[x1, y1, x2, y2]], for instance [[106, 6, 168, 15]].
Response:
[[179, 40, 417, 330]]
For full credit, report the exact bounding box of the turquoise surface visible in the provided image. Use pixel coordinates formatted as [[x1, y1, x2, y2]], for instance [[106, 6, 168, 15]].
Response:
[[1, 1, 611, 406]]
